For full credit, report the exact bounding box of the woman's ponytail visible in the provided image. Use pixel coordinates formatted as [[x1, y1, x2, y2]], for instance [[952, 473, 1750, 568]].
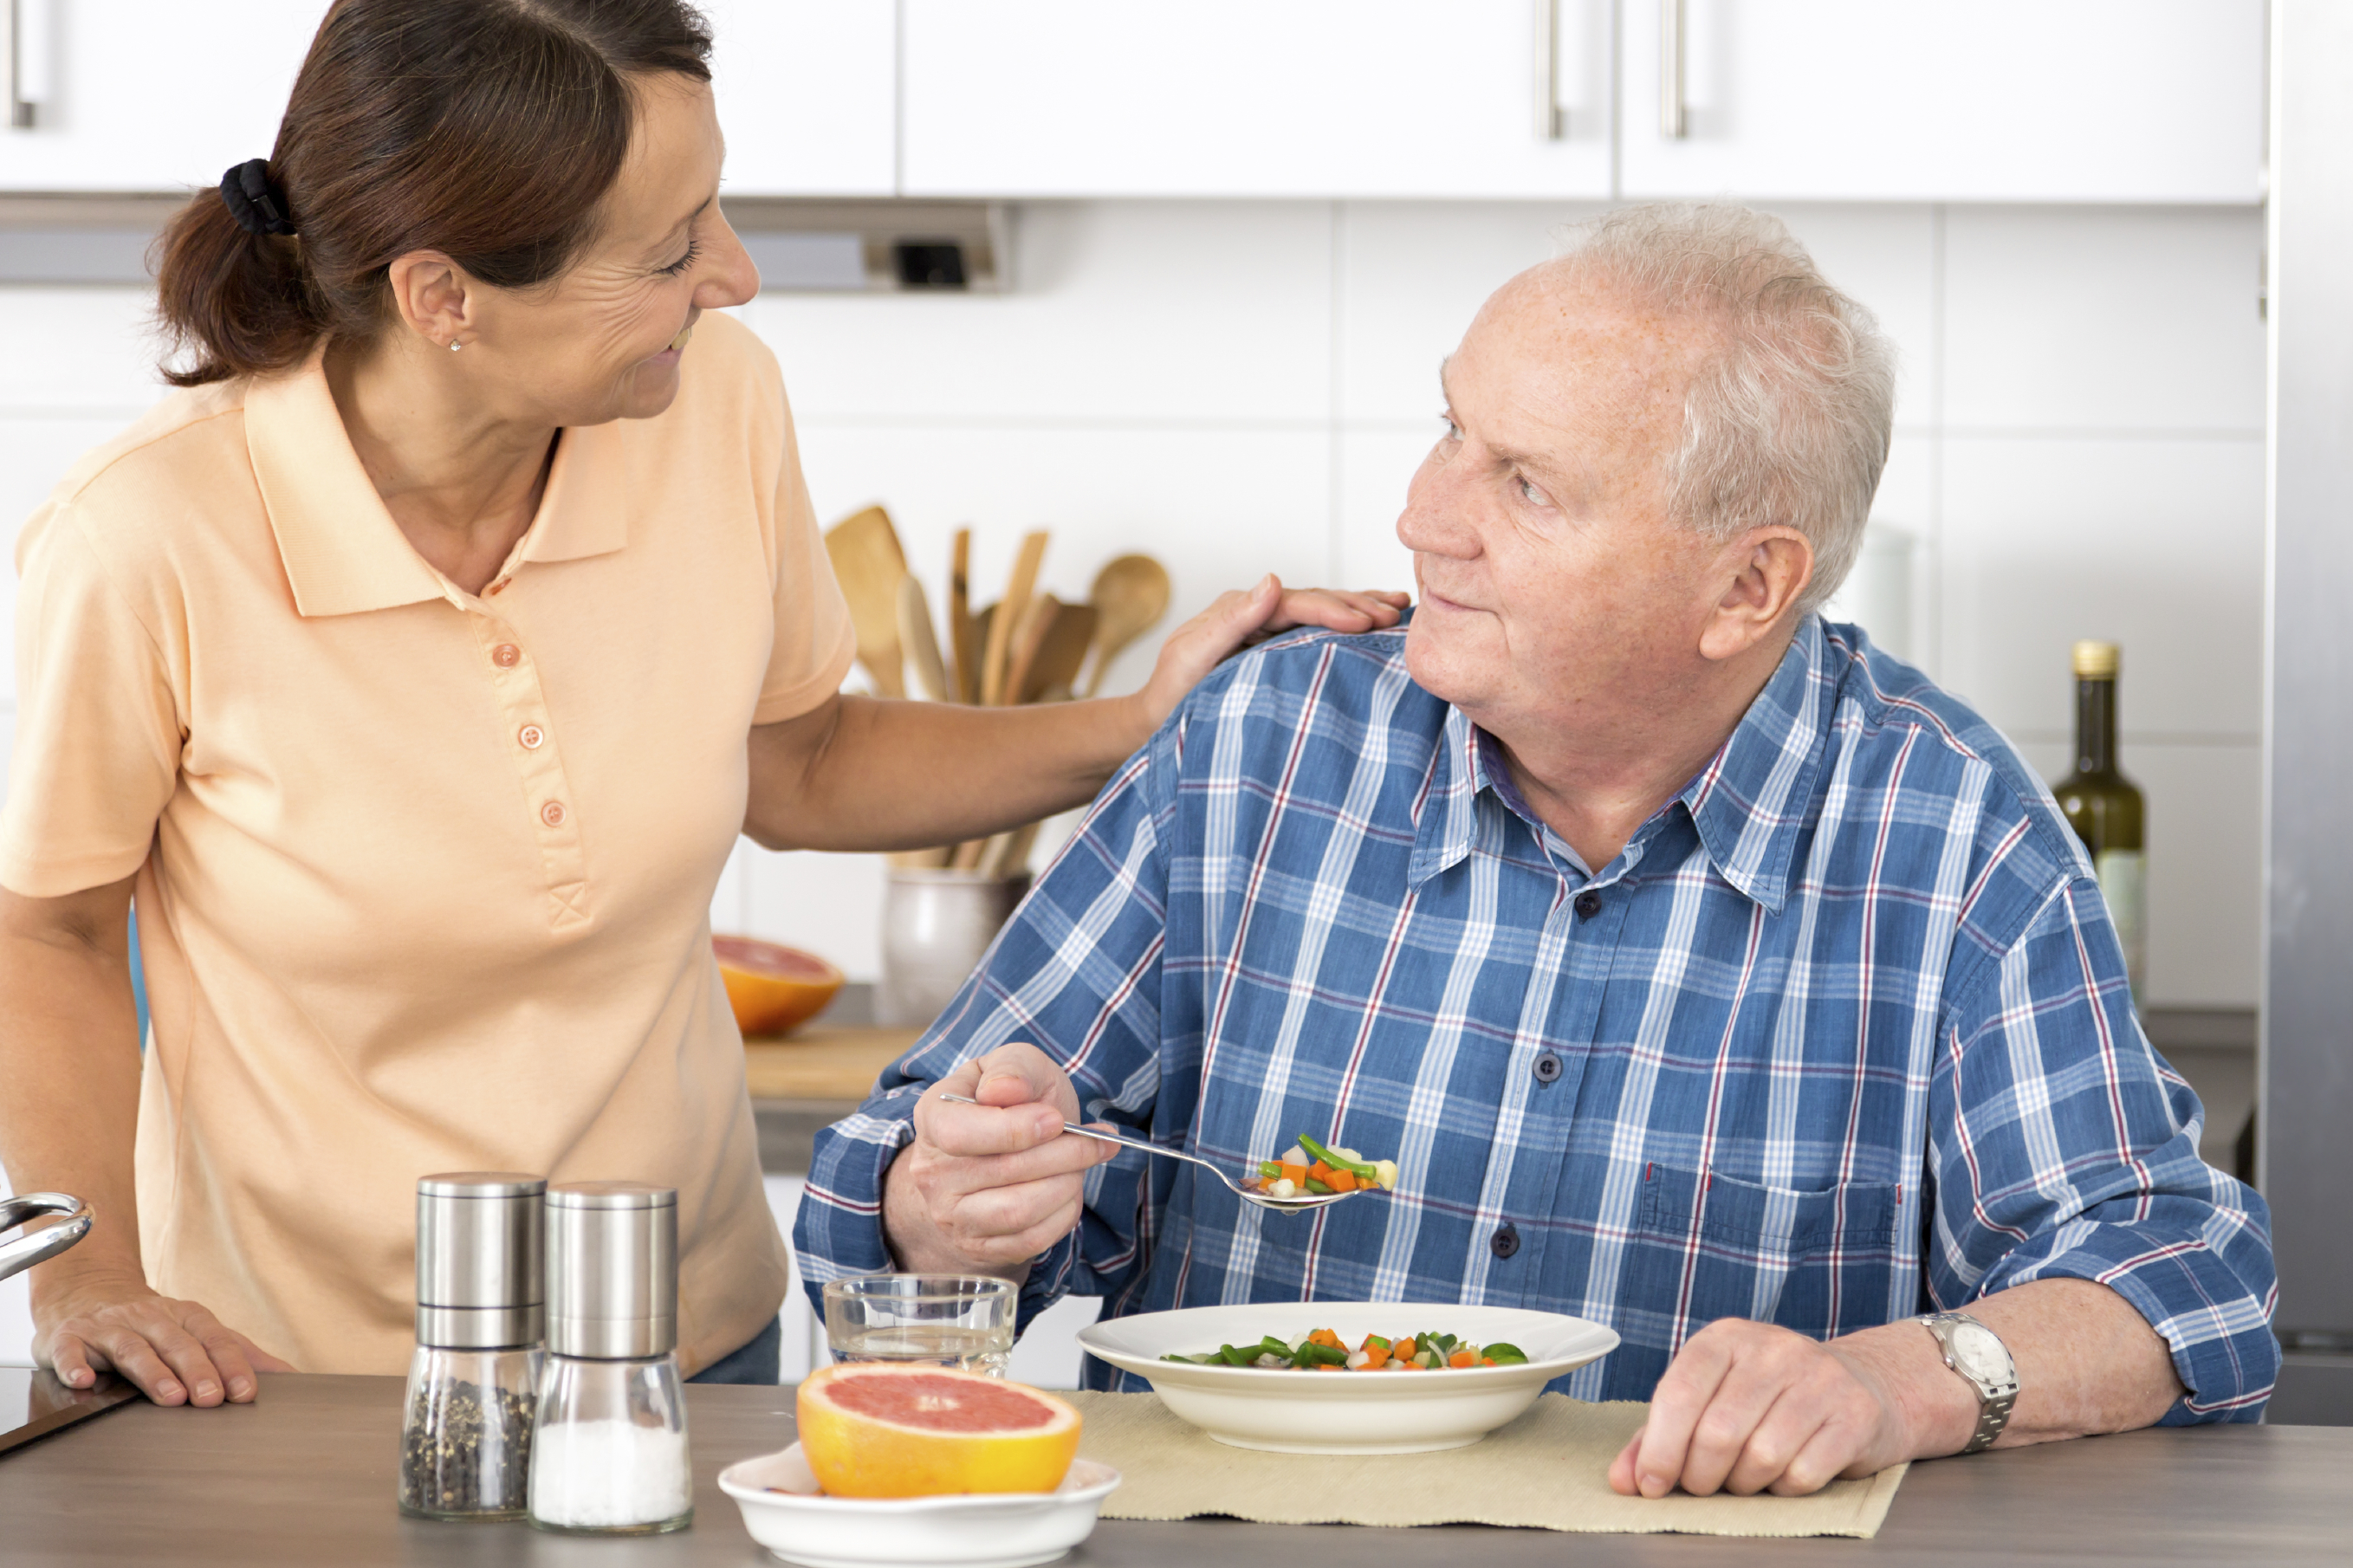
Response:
[[152, 174, 322, 388]]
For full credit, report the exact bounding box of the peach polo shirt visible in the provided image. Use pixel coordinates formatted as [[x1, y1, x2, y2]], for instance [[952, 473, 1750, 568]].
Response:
[[1, 313, 854, 1375]]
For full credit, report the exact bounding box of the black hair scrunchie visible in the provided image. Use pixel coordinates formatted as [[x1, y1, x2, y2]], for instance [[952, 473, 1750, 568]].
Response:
[[219, 159, 297, 238]]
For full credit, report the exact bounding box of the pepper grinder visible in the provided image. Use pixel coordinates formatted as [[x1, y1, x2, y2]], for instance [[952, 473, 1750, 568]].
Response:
[[528, 1182, 692, 1535], [399, 1173, 546, 1520]]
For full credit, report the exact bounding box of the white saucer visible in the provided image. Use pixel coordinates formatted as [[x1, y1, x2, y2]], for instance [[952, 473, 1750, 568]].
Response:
[[716, 1443, 1122, 1568]]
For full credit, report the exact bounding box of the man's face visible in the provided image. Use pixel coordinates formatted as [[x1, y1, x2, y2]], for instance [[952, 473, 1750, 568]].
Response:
[[1400, 269, 1730, 735]]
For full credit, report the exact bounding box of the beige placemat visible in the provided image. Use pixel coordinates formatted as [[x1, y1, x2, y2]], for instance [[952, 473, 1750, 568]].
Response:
[[1068, 1390, 1905, 1538]]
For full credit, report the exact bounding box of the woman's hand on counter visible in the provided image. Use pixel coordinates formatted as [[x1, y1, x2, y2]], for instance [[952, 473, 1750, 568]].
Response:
[[1128, 577, 1410, 738], [36, 1269, 294, 1408]]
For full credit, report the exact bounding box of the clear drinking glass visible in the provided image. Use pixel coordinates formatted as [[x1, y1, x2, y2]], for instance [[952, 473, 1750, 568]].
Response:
[[822, 1274, 1016, 1376], [527, 1352, 692, 1535], [398, 1344, 542, 1520]]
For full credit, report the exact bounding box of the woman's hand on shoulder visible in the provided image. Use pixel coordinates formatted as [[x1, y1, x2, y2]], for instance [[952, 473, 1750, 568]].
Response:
[[35, 1268, 295, 1406], [1131, 575, 1410, 734]]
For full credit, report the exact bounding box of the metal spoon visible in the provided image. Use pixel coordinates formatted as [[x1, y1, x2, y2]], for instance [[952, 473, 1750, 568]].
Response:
[[936, 1094, 1376, 1214]]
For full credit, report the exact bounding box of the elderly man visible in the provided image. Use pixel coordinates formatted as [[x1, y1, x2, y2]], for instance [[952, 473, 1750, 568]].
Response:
[[797, 204, 2275, 1497]]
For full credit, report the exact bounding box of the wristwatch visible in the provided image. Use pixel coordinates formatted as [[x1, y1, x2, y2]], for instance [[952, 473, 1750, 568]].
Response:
[[1918, 1312, 2019, 1454]]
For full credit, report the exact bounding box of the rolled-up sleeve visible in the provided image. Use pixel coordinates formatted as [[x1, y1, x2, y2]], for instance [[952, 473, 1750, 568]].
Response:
[[1929, 875, 2277, 1422], [794, 724, 1182, 1329]]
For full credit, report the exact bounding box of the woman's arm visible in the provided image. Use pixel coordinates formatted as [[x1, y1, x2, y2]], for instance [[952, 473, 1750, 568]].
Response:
[[0, 878, 292, 1404], [746, 577, 1403, 851]]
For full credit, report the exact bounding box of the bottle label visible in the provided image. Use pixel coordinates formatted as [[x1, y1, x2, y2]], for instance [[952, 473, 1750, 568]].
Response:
[[2094, 849, 2147, 999]]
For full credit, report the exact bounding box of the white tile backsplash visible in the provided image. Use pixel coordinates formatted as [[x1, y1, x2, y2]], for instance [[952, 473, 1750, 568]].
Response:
[[0, 199, 2271, 1007], [1942, 206, 2266, 432]]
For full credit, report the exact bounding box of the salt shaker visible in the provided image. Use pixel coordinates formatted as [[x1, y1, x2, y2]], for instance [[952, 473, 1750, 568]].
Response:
[[399, 1173, 546, 1520], [528, 1182, 692, 1535]]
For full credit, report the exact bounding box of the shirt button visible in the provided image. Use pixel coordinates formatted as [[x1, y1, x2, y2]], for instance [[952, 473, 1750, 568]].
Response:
[[519, 724, 545, 749], [1573, 890, 1603, 919], [1490, 1223, 1521, 1260], [541, 800, 567, 826], [492, 644, 521, 668], [1533, 1051, 1563, 1084]]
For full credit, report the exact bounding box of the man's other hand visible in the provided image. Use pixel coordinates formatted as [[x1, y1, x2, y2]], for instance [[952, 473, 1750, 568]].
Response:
[[1606, 1319, 1915, 1498], [881, 1044, 1118, 1280]]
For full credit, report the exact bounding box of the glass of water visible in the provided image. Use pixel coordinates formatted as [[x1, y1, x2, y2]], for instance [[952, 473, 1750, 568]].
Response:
[[822, 1274, 1016, 1377]]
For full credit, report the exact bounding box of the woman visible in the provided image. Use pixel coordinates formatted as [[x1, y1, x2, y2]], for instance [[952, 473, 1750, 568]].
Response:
[[0, 0, 1397, 1406]]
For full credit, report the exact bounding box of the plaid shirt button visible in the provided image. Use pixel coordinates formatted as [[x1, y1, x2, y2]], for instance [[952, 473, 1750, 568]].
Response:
[[1573, 890, 1603, 918], [1533, 1051, 1563, 1083], [1490, 1223, 1521, 1259]]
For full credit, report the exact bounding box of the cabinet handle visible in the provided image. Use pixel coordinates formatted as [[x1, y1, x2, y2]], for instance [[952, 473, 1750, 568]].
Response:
[[7, 0, 52, 129], [1659, 0, 1687, 139], [1534, 0, 1564, 140]]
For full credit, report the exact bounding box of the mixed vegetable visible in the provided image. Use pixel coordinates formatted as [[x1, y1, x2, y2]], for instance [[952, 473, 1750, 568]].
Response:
[[1244, 1134, 1399, 1200], [1162, 1328, 1530, 1371]]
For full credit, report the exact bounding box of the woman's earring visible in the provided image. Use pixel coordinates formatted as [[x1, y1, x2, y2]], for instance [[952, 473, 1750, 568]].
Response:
[[450, 340, 463, 353]]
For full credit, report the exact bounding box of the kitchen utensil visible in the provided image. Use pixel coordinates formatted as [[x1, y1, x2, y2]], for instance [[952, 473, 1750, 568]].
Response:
[[821, 1274, 1016, 1377], [997, 593, 1063, 717], [1017, 601, 1097, 704], [877, 870, 1029, 1027], [719, 1445, 1122, 1568], [532, 1183, 690, 1536], [403, 1173, 546, 1521], [1075, 1303, 1618, 1455], [898, 574, 950, 703], [974, 820, 1041, 882], [824, 505, 909, 699], [935, 1096, 1373, 1214], [0, 1192, 90, 1283], [1080, 554, 1171, 697], [949, 528, 978, 704], [979, 530, 1051, 706]]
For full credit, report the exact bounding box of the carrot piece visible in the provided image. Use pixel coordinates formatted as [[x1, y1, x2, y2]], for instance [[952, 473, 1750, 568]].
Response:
[[1392, 1338, 1416, 1360], [1326, 1169, 1358, 1192], [1480, 1357, 1497, 1366], [1307, 1161, 1334, 1183], [1361, 1343, 1390, 1369], [1316, 1361, 1345, 1370], [1448, 1350, 1475, 1368], [1277, 1162, 1310, 1185]]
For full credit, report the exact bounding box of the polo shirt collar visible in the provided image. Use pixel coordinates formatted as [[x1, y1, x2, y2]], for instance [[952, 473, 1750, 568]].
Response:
[[243, 346, 633, 618], [1407, 615, 1835, 911]]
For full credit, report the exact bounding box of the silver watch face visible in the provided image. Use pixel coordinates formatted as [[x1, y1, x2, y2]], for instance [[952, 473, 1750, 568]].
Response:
[[1948, 1321, 2012, 1383]]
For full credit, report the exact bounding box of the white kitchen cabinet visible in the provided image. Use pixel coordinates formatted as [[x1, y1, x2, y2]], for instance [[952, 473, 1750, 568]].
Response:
[[900, 0, 1615, 200], [703, 0, 897, 197], [0, 0, 328, 191], [1619, 0, 2265, 204]]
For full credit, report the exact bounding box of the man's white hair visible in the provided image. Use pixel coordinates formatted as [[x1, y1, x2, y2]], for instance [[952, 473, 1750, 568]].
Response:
[[1552, 203, 1896, 616]]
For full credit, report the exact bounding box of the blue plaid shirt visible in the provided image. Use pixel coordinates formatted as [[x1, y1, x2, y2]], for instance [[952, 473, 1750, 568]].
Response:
[[798, 616, 2276, 1419]]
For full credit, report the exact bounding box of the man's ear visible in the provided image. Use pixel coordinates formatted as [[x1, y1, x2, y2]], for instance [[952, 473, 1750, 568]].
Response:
[[383, 251, 473, 350], [1698, 528, 1813, 662]]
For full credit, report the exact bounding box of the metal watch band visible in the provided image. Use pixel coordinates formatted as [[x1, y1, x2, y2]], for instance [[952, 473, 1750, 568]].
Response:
[[1918, 1312, 2019, 1455]]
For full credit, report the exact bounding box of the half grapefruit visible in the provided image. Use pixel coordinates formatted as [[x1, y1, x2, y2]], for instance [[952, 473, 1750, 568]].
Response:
[[795, 1364, 1081, 1498], [713, 936, 844, 1038]]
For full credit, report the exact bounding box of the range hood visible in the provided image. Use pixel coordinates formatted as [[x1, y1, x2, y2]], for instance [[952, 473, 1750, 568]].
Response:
[[0, 193, 1010, 292]]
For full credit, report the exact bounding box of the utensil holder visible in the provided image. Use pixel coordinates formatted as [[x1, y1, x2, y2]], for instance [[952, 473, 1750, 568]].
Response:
[[877, 869, 1029, 1028]]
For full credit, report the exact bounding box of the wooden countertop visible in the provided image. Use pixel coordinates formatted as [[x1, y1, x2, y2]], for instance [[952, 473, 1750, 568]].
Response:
[[3, 1373, 2349, 1565], [742, 1023, 921, 1103]]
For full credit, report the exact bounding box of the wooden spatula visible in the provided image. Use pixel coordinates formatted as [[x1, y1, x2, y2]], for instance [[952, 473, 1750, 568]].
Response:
[[980, 530, 1051, 706], [823, 505, 908, 699], [949, 528, 978, 704], [1080, 554, 1171, 697], [1018, 602, 1098, 704], [898, 574, 950, 703]]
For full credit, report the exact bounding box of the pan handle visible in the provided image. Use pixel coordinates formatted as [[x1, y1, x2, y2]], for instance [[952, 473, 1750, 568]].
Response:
[[0, 1192, 93, 1282]]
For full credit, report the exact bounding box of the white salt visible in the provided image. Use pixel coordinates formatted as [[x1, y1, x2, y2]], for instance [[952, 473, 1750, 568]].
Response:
[[528, 1417, 693, 1529]]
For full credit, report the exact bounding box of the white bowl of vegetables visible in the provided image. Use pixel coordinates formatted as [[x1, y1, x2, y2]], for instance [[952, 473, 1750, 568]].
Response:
[[1076, 1302, 1619, 1455]]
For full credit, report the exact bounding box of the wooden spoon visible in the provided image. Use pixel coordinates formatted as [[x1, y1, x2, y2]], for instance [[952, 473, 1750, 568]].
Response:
[[898, 573, 950, 703], [980, 530, 1051, 707], [1080, 554, 1172, 697], [823, 505, 907, 699]]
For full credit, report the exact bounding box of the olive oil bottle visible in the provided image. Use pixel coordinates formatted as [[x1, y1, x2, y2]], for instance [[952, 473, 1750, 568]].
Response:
[[2053, 640, 2146, 998]]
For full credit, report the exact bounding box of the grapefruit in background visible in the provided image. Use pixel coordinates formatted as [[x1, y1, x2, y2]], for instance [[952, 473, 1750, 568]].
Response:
[[796, 1364, 1081, 1497], [713, 936, 844, 1038]]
